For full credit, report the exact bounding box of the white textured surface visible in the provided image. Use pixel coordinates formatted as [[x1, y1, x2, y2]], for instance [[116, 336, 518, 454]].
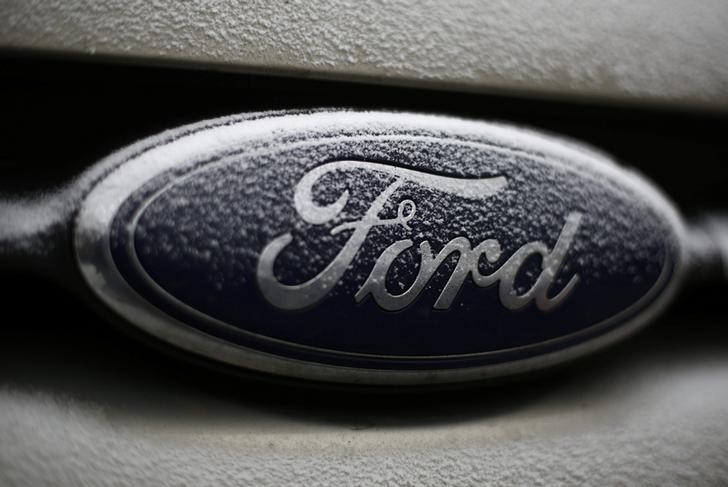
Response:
[[2, 363, 728, 485], [1, 210, 727, 487], [1, 0, 727, 108]]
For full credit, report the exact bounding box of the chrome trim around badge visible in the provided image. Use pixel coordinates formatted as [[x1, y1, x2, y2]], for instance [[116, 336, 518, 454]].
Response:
[[74, 111, 686, 385]]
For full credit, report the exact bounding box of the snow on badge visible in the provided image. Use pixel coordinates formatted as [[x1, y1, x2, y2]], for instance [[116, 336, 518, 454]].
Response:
[[73, 110, 684, 385]]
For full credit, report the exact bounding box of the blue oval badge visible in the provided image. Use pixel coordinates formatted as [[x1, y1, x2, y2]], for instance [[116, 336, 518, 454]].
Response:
[[75, 111, 684, 384]]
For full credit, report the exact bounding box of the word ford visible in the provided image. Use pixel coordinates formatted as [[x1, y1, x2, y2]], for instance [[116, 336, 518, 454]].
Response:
[[257, 161, 583, 312]]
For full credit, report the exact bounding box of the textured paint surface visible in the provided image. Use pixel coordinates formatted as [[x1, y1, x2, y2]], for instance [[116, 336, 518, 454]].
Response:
[[1, 326, 728, 486], [1, 0, 727, 108]]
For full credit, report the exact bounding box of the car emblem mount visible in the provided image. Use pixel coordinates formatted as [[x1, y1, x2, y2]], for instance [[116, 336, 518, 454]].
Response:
[[2, 110, 726, 386]]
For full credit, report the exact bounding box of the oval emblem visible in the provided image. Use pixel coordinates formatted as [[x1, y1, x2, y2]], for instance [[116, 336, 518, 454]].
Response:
[[75, 111, 684, 385]]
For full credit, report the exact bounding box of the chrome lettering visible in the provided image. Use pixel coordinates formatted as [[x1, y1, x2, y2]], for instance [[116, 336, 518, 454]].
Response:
[[257, 160, 581, 311]]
